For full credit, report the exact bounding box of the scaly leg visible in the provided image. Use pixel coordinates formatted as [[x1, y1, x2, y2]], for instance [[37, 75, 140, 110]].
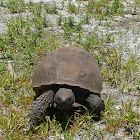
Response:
[[86, 94, 105, 115], [27, 90, 55, 129]]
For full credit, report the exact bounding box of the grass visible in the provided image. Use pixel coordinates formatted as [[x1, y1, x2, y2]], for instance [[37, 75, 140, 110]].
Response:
[[0, 0, 140, 139], [44, 3, 58, 14], [3, 0, 26, 13], [85, 0, 124, 20], [67, 1, 79, 14]]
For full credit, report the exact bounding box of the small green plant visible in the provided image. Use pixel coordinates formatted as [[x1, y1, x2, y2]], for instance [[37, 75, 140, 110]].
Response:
[[58, 16, 86, 38], [5, 17, 38, 56], [67, 1, 78, 14], [6, 0, 26, 13], [31, 4, 48, 31], [57, 14, 63, 26], [86, 0, 124, 20], [82, 13, 90, 24], [62, 17, 75, 37], [110, 0, 124, 15], [86, 0, 109, 20], [123, 101, 139, 124], [44, 3, 58, 14]]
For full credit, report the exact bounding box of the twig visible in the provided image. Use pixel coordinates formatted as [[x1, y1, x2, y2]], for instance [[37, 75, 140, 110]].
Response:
[[6, 61, 17, 80]]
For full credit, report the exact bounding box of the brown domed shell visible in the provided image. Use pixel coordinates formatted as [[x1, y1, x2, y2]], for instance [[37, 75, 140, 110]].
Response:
[[33, 46, 102, 95]]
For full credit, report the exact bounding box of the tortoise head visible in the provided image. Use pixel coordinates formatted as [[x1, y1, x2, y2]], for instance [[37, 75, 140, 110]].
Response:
[[54, 88, 81, 110]]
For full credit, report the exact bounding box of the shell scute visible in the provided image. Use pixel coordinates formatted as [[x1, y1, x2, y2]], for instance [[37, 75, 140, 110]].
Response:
[[33, 46, 102, 95]]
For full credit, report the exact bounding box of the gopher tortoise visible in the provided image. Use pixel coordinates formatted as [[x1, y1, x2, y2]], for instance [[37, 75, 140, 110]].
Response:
[[27, 46, 105, 128]]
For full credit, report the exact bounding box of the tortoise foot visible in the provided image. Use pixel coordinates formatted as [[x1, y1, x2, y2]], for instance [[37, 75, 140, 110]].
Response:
[[27, 90, 55, 129], [86, 94, 105, 115]]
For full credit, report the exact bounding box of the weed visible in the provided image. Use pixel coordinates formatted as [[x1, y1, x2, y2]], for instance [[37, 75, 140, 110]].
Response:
[[110, 0, 124, 15], [57, 14, 63, 26], [103, 96, 140, 135], [62, 16, 75, 37], [58, 16, 88, 38], [67, 1, 79, 14], [44, 3, 58, 14], [86, 0, 124, 20], [32, 4, 48, 31], [82, 13, 90, 24], [5, 0, 26, 13]]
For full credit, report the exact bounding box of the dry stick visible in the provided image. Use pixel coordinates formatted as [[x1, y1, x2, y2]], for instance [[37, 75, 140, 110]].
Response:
[[7, 61, 17, 80]]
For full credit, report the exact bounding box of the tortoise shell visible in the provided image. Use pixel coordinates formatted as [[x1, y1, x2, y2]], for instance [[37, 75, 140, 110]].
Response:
[[32, 46, 102, 96]]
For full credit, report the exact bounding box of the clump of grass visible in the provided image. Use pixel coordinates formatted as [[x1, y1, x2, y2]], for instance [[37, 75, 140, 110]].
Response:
[[44, 3, 58, 14], [5, 17, 36, 50], [86, 0, 124, 20], [34, 110, 97, 139], [67, 1, 79, 14], [5, 0, 26, 13], [0, 95, 33, 139], [104, 96, 122, 133], [31, 4, 48, 31], [58, 15, 90, 38], [2, 14, 58, 56], [101, 46, 139, 88], [103, 96, 140, 136], [57, 16, 77, 38], [82, 13, 90, 24], [110, 0, 124, 14], [62, 16, 76, 37]]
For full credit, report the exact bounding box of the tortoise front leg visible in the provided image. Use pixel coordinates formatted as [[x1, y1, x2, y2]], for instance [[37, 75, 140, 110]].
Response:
[[27, 90, 55, 129], [86, 94, 105, 115]]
